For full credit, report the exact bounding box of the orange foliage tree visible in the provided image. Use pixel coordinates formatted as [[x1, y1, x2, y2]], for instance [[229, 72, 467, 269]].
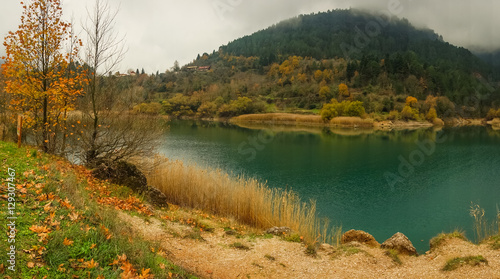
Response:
[[339, 83, 350, 98], [1, 0, 86, 153]]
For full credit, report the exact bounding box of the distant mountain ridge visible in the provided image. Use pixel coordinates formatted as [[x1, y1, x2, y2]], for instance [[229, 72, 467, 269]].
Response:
[[217, 9, 494, 78]]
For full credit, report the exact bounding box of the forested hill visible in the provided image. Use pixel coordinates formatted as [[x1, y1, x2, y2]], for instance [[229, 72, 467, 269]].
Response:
[[217, 9, 493, 77], [127, 9, 500, 121]]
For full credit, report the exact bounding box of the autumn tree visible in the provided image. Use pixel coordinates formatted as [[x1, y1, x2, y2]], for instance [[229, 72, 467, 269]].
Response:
[[338, 83, 350, 98], [0, 67, 10, 141], [2, 0, 86, 153]]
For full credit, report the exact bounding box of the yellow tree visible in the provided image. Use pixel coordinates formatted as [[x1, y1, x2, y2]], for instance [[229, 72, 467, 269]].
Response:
[[2, 0, 86, 153], [339, 83, 350, 98]]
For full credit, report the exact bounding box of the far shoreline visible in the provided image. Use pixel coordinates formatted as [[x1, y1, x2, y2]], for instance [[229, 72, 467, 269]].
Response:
[[225, 112, 489, 130]]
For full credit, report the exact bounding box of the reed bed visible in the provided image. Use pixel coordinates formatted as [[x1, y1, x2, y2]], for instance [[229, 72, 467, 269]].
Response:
[[232, 113, 324, 125], [144, 156, 339, 245], [329, 117, 374, 128]]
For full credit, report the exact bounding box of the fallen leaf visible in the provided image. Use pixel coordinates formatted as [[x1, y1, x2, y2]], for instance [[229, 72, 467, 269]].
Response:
[[27, 262, 35, 268], [29, 225, 50, 234], [63, 238, 74, 246], [68, 212, 79, 222], [84, 259, 98, 269]]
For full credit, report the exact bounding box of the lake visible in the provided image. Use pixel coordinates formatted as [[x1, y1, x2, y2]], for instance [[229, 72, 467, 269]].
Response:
[[160, 119, 500, 252]]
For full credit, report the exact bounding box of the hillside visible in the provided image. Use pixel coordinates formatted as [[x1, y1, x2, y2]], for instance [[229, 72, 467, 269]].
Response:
[[125, 9, 500, 121], [0, 141, 194, 278]]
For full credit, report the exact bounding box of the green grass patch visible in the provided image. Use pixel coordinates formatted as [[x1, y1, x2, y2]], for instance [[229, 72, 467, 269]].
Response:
[[487, 235, 500, 250], [283, 233, 302, 243], [429, 230, 467, 250], [384, 249, 402, 265], [442, 256, 488, 271], [305, 244, 318, 257]]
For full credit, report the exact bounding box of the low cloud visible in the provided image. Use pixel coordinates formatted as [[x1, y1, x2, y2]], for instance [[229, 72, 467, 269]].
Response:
[[0, 0, 498, 72]]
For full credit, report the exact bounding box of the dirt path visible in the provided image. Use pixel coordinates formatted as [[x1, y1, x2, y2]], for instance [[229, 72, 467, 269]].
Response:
[[119, 211, 500, 279]]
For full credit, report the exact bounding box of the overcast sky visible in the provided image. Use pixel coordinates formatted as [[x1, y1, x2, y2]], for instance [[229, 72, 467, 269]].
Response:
[[1, 0, 499, 73]]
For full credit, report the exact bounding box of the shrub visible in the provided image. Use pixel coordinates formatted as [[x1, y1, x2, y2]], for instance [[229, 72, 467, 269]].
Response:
[[196, 101, 218, 118], [133, 102, 162, 115], [436, 96, 456, 118], [320, 101, 339, 121], [320, 99, 365, 121], [217, 97, 265, 118], [401, 105, 419, 121], [344, 101, 365, 117], [162, 93, 200, 117], [486, 108, 500, 121], [387, 110, 400, 121], [426, 107, 438, 122]]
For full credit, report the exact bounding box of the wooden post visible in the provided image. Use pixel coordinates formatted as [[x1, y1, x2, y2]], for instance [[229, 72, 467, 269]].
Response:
[[17, 115, 22, 148]]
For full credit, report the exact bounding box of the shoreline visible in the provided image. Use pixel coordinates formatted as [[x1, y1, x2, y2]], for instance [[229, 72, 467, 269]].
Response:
[[227, 113, 488, 130]]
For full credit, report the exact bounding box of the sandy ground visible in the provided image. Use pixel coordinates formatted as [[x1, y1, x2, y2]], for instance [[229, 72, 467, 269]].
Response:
[[119, 211, 500, 279]]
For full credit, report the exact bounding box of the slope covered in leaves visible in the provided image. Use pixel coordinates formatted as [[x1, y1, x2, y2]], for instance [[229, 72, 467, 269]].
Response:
[[0, 141, 194, 278]]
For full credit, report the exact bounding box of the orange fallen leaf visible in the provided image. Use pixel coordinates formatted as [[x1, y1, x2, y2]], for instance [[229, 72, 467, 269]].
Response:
[[84, 259, 98, 269], [63, 238, 74, 246], [90, 243, 96, 249], [27, 262, 35, 268], [29, 225, 50, 234], [60, 197, 74, 209]]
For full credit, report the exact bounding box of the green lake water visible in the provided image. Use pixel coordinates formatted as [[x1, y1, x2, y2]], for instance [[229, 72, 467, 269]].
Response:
[[160, 120, 500, 252]]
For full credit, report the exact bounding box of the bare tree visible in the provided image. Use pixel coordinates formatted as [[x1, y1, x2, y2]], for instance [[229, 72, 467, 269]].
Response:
[[78, 0, 163, 167]]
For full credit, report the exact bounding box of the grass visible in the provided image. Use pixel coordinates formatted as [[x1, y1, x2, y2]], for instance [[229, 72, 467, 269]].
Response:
[[283, 233, 302, 243], [384, 249, 402, 265], [489, 235, 500, 250], [144, 156, 339, 247], [331, 245, 364, 259], [470, 203, 499, 243], [264, 254, 276, 261], [230, 242, 250, 251], [0, 141, 195, 278], [442, 256, 488, 271], [429, 230, 467, 250]]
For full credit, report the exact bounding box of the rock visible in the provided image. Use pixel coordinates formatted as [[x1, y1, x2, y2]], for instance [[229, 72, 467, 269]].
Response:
[[341, 230, 380, 248], [266, 227, 291, 235], [91, 160, 169, 209], [381, 232, 417, 256], [319, 243, 333, 252], [91, 160, 148, 192], [145, 186, 169, 208]]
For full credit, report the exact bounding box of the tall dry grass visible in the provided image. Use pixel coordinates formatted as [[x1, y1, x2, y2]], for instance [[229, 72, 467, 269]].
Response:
[[232, 113, 324, 125], [329, 117, 374, 128], [469, 202, 500, 243], [144, 156, 339, 245], [232, 113, 375, 129]]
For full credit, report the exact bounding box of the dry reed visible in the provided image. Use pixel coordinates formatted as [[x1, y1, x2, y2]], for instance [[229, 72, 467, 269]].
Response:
[[329, 117, 374, 128], [144, 156, 339, 245], [232, 113, 324, 125]]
